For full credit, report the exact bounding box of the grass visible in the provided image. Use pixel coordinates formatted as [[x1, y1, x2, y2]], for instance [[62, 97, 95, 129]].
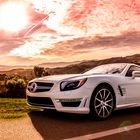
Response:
[[0, 98, 41, 120]]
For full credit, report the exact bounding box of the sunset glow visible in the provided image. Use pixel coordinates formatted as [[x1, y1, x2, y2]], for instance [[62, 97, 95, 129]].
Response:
[[0, 2, 29, 32], [0, 0, 140, 66]]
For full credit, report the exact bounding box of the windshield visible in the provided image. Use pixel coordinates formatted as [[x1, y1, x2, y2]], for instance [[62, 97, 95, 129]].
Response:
[[84, 63, 127, 75]]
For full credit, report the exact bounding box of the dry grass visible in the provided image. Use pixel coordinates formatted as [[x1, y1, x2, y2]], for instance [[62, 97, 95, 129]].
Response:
[[0, 98, 40, 119]]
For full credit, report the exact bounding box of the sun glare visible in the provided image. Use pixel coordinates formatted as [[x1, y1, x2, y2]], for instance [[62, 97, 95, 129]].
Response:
[[0, 2, 29, 32]]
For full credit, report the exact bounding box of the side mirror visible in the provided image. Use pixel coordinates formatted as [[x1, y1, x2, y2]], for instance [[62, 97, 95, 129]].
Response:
[[132, 71, 140, 79]]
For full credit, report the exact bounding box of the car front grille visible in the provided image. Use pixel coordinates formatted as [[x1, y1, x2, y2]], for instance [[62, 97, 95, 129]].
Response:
[[27, 82, 54, 93], [27, 96, 55, 107]]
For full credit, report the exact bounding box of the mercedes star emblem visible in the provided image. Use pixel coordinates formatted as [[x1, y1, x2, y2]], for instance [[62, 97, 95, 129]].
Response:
[[28, 82, 38, 92]]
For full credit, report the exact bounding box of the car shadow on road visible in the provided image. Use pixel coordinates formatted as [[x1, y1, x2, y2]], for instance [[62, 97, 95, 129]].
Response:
[[28, 107, 140, 140]]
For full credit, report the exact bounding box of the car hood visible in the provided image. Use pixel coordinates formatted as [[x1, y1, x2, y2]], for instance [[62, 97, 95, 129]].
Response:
[[33, 74, 84, 82], [31, 73, 121, 83]]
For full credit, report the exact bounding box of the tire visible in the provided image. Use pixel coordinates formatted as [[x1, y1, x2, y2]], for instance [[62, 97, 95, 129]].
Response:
[[89, 85, 115, 120]]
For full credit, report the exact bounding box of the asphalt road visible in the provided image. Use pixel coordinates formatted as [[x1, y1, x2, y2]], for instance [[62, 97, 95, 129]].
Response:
[[0, 107, 140, 140]]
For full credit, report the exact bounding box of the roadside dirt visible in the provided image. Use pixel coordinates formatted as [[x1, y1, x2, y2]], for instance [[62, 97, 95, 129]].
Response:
[[0, 116, 43, 140]]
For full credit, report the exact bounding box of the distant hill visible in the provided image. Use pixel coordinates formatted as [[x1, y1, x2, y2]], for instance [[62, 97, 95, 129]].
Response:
[[0, 65, 33, 71], [47, 54, 140, 75], [0, 61, 80, 71], [38, 61, 81, 68], [0, 54, 140, 79], [0, 69, 34, 80]]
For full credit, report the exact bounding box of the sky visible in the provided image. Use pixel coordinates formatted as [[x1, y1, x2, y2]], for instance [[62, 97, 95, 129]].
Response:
[[0, 0, 140, 66]]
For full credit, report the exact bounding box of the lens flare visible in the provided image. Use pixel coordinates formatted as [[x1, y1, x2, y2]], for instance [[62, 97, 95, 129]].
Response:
[[0, 2, 29, 32]]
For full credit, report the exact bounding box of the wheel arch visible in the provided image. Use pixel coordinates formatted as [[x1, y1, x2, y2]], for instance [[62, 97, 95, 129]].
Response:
[[91, 82, 116, 109]]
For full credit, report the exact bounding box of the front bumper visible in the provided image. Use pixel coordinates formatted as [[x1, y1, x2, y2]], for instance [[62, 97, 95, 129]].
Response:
[[26, 86, 91, 114]]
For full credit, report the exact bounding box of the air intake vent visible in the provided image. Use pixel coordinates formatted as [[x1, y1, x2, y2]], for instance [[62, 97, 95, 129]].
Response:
[[27, 96, 54, 107]]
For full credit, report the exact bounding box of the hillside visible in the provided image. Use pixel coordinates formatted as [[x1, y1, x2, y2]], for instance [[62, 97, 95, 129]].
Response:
[[0, 69, 34, 80], [0, 61, 80, 71], [47, 54, 140, 75], [38, 61, 81, 68], [0, 54, 140, 78]]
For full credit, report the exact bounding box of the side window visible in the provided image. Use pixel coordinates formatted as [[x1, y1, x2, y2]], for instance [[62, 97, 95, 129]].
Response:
[[126, 66, 140, 77]]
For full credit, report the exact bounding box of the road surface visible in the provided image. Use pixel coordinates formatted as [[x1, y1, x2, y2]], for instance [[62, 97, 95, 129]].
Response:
[[0, 107, 140, 140]]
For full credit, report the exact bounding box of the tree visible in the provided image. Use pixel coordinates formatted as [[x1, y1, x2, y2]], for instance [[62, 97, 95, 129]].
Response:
[[34, 66, 44, 77], [34, 66, 49, 77], [43, 68, 50, 76]]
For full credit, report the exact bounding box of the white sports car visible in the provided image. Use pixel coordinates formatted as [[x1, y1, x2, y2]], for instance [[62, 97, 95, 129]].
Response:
[[26, 63, 140, 119]]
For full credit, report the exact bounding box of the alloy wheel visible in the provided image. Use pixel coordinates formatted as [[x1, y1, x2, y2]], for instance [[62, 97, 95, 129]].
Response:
[[94, 88, 114, 118]]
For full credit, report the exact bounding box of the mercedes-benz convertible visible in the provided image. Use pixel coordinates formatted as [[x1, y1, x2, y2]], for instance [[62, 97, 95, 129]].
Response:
[[26, 63, 140, 119]]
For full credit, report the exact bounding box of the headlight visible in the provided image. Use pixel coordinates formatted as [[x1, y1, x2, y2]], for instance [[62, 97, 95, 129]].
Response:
[[60, 78, 87, 91]]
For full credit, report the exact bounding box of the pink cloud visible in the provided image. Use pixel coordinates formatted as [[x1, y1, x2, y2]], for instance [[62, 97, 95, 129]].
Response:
[[64, 0, 96, 27]]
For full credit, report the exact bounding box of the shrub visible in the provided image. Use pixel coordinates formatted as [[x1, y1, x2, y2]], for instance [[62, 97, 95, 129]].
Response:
[[0, 74, 27, 98]]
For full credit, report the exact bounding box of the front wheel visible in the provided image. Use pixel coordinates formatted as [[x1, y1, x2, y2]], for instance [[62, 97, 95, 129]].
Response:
[[90, 86, 115, 120]]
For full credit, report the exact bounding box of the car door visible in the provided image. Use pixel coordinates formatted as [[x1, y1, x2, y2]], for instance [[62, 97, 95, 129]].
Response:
[[122, 65, 140, 104]]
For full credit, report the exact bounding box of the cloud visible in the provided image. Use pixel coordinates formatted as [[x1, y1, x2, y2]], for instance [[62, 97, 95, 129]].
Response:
[[73, 31, 140, 49], [1, 31, 140, 66], [63, 0, 96, 28], [6, 31, 140, 64], [28, 0, 140, 36], [0, 54, 50, 66], [41, 31, 140, 57], [0, 0, 140, 66], [0, 37, 25, 54]]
